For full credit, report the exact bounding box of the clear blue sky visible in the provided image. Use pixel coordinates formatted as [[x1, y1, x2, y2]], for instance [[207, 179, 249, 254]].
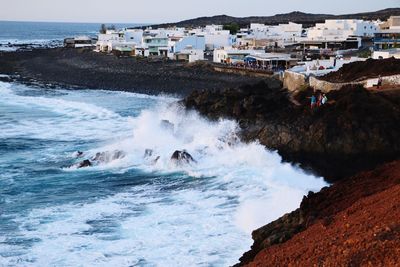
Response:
[[0, 0, 399, 23]]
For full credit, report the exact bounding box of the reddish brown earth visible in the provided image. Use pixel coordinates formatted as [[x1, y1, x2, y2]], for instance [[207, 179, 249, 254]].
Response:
[[321, 58, 400, 83], [240, 161, 400, 267]]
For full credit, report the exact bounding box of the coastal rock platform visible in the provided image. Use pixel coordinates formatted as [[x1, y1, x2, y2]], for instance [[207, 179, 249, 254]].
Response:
[[0, 47, 263, 96]]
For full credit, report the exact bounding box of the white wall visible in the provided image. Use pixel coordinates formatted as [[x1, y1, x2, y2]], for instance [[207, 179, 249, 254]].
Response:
[[247, 22, 302, 46], [98, 33, 119, 42], [307, 19, 379, 40], [213, 49, 228, 63], [373, 49, 400, 59], [204, 33, 231, 50], [124, 30, 143, 44]]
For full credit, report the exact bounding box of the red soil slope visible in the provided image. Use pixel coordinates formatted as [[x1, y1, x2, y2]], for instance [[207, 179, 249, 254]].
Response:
[[244, 161, 400, 267]]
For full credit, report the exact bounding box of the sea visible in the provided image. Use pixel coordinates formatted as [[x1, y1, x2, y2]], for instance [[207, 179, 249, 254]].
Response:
[[0, 21, 327, 266], [0, 21, 140, 51]]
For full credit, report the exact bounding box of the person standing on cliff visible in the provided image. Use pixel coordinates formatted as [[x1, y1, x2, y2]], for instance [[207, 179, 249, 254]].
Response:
[[377, 75, 383, 89], [322, 94, 328, 105], [317, 93, 323, 107], [311, 94, 317, 109]]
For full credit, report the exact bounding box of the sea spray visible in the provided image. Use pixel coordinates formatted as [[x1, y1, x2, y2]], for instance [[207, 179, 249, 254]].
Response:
[[0, 82, 327, 266]]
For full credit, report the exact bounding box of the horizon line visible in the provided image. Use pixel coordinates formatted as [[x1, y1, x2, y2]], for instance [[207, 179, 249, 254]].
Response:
[[0, 20, 150, 25]]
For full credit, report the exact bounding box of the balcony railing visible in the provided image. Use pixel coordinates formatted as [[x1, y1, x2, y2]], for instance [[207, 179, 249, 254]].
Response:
[[373, 38, 400, 43]]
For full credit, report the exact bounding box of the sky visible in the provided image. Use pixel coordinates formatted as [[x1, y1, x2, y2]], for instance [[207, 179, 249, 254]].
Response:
[[0, 0, 399, 24]]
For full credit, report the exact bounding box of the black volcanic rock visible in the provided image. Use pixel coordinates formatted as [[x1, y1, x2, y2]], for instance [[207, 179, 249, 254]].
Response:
[[0, 48, 263, 97], [171, 150, 196, 165], [184, 82, 400, 182], [77, 159, 92, 168]]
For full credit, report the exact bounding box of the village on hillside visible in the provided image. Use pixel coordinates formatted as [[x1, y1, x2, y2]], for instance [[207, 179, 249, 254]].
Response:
[[64, 16, 400, 91]]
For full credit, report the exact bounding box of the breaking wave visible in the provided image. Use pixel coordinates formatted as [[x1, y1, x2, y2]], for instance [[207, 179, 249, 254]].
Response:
[[0, 82, 327, 266]]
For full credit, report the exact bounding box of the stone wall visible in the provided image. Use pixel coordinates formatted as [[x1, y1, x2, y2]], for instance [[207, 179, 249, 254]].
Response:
[[212, 66, 273, 78], [283, 70, 307, 91]]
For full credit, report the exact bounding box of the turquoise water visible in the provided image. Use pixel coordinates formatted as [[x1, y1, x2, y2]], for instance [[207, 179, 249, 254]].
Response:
[[0, 81, 326, 266]]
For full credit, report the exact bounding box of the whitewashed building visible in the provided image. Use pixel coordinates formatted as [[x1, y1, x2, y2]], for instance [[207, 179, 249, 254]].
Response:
[[374, 16, 400, 50], [96, 30, 138, 53], [175, 48, 205, 62], [240, 22, 303, 48], [213, 48, 254, 64], [174, 36, 205, 54], [189, 25, 234, 50], [299, 19, 379, 50]]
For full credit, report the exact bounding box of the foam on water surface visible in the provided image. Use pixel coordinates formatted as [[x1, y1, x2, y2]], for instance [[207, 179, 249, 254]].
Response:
[[0, 81, 327, 266]]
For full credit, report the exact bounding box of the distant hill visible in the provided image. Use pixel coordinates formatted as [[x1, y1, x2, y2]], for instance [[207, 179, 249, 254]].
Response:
[[144, 8, 400, 29]]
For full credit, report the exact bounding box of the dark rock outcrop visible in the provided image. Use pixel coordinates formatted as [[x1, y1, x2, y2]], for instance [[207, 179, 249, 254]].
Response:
[[184, 81, 400, 182], [70, 150, 125, 169], [77, 159, 92, 169], [171, 150, 196, 165]]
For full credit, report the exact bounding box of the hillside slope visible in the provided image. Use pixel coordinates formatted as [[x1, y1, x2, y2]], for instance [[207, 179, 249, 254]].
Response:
[[147, 8, 400, 28], [239, 160, 400, 266]]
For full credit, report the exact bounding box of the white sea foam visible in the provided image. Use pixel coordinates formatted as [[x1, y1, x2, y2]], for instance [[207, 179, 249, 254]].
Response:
[[0, 82, 132, 141], [0, 82, 327, 266], [0, 39, 62, 51]]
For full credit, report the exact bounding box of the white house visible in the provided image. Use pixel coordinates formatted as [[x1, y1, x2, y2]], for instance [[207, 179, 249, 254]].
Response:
[[247, 22, 303, 47], [311, 20, 378, 38], [244, 52, 297, 70], [64, 36, 94, 48], [175, 48, 205, 62], [213, 48, 254, 63], [96, 30, 138, 53], [189, 25, 233, 50], [143, 33, 169, 57], [174, 36, 206, 53], [123, 29, 144, 44], [374, 16, 400, 50], [299, 19, 379, 50]]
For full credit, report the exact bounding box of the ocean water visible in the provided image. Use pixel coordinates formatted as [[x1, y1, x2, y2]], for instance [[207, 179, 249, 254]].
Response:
[[0, 21, 141, 51], [0, 21, 327, 266], [0, 80, 327, 266]]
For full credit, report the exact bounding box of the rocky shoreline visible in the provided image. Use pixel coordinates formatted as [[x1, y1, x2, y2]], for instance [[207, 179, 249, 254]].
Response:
[[183, 75, 400, 265], [183, 81, 400, 182], [0, 47, 263, 96], [1, 47, 400, 266]]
